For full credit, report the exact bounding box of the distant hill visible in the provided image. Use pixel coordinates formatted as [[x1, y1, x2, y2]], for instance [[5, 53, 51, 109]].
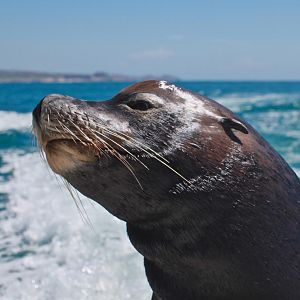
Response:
[[0, 70, 179, 83]]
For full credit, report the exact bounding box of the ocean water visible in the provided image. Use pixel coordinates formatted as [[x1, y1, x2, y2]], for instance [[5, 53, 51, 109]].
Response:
[[0, 81, 299, 299]]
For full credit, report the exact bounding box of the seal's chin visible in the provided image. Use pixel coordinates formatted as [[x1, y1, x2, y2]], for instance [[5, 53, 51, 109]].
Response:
[[44, 139, 98, 175]]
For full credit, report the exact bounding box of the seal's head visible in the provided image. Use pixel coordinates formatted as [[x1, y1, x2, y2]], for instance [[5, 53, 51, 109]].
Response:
[[33, 80, 250, 222]]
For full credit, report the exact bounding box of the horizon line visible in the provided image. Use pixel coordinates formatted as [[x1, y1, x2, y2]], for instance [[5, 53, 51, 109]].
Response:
[[1, 69, 300, 83]]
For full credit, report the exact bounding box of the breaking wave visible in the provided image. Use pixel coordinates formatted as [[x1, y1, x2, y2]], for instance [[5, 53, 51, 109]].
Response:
[[0, 151, 151, 300]]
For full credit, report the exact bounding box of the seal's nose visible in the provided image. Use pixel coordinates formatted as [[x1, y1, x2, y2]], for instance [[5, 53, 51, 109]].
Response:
[[32, 94, 67, 124], [32, 98, 44, 124]]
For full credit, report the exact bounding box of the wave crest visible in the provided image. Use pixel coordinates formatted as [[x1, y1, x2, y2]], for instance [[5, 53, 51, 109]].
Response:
[[0, 111, 32, 132]]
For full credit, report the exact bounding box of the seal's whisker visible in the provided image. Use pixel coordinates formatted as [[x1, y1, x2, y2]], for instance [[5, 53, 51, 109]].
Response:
[[31, 128, 37, 149], [35, 135, 94, 229], [57, 120, 78, 145], [73, 186, 95, 231], [89, 127, 149, 171], [68, 119, 103, 153], [101, 127, 190, 184], [85, 122, 189, 184], [62, 177, 94, 229], [84, 126, 112, 159], [102, 126, 170, 163], [85, 127, 143, 189], [65, 182, 88, 224], [35, 118, 86, 221], [36, 141, 46, 163], [81, 111, 169, 163], [84, 125, 124, 158], [38, 143, 47, 163], [114, 153, 144, 190], [116, 131, 169, 163], [30, 125, 34, 141], [78, 114, 188, 184], [58, 119, 107, 159], [85, 127, 144, 187], [87, 126, 124, 160], [53, 125, 64, 136], [77, 124, 112, 159]]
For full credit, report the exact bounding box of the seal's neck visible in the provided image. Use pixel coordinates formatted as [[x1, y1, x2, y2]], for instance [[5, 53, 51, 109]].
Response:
[[126, 217, 240, 300]]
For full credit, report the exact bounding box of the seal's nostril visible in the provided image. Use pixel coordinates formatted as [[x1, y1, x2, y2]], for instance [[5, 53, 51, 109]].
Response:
[[32, 98, 44, 123]]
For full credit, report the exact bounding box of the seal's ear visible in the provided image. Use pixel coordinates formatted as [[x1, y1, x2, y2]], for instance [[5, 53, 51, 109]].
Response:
[[219, 117, 248, 144], [219, 117, 248, 134]]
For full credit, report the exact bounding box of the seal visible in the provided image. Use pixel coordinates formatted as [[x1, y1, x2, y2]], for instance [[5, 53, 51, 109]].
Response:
[[32, 80, 300, 300]]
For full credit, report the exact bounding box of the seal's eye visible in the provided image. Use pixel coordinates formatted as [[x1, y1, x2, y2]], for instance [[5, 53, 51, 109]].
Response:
[[126, 100, 153, 111]]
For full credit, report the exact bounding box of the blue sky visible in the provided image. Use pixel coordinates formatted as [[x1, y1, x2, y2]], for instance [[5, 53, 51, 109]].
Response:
[[1, 0, 300, 80]]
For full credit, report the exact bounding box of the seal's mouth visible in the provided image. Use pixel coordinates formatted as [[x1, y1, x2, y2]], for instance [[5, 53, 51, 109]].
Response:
[[45, 136, 131, 159], [33, 113, 142, 176]]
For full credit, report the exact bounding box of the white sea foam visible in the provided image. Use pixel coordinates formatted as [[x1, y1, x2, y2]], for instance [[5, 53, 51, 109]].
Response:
[[216, 92, 300, 103], [0, 111, 32, 132], [0, 151, 151, 300], [214, 92, 300, 112]]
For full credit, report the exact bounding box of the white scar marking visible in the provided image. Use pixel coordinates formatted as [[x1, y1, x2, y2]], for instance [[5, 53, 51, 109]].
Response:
[[159, 81, 222, 126], [158, 81, 227, 155], [159, 81, 221, 120], [159, 80, 177, 92]]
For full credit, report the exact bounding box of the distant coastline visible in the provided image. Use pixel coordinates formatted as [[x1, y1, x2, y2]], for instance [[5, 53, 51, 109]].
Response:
[[0, 70, 179, 83]]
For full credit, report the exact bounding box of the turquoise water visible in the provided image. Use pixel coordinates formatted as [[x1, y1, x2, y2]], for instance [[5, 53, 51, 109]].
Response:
[[0, 82, 299, 299]]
